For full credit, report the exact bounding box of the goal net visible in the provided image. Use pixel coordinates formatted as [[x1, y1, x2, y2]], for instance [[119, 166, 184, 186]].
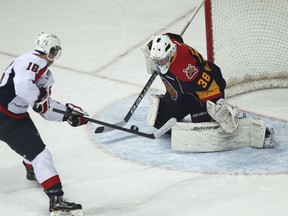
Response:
[[204, 0, 288, 97]]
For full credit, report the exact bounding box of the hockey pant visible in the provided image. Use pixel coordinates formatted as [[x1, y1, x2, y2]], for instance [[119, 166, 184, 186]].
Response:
[[0, 112, 63, 196]]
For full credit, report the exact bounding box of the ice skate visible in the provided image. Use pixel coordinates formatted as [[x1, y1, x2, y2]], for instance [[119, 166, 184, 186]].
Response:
[[263, 127, 276, 148], [49, 196, 84, 216]]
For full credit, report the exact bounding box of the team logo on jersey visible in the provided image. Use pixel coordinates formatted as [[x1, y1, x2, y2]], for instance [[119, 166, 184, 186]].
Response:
[[161, 77, 178, 101], [183, 64, 198, 79]]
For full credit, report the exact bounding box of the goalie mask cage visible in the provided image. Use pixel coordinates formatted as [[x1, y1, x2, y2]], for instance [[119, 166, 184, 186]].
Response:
[[204, 0, 288, 97]]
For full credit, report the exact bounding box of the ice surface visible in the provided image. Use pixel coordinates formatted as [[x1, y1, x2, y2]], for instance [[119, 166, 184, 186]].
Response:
[[0, 0, 288, 216]]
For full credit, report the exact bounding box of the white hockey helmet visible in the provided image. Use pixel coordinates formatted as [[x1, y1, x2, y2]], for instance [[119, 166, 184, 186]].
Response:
[[35, 32, 62, 61], [150, 34, 177, 74]]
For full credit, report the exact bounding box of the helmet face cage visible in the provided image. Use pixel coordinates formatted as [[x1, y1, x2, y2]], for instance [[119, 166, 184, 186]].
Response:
[[150, 35, 176, 74], [49, 46, 62, 60], [35, 32, 62, 61]]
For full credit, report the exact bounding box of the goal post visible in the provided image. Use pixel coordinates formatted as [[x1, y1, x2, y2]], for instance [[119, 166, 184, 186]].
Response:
[[204, 0, 288, 97]]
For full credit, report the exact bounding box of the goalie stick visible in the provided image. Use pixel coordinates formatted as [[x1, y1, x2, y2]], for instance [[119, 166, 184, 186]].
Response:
[[53, 108, 176, 139], [94, 1, 204, 133]]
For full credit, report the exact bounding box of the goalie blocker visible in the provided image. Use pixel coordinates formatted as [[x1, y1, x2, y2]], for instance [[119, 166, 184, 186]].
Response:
[[171, 118, 275, 153]]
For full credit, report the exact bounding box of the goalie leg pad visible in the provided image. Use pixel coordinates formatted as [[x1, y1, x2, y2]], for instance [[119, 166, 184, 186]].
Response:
[[146, 94, 162, 126], [206, 99, 239, 134], [171, 117, 266, 153], [248, 118, 267, 148]]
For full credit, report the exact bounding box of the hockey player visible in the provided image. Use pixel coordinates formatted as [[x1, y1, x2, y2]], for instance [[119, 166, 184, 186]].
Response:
[[0, 32, 86, 216], [142, 33, 275, 151]]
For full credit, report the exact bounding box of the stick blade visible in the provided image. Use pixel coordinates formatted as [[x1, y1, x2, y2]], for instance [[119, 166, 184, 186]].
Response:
[[153, 118, 177, 138]]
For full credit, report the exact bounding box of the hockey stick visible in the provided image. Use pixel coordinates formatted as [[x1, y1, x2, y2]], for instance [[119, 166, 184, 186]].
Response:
[[53, 108, 176, 139], [94, 70, 158, 133], [94, 2, 203, 134], [179, 1, 204, 36]]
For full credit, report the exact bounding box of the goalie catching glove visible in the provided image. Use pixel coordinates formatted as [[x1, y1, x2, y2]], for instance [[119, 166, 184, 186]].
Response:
[[141, 36, 158, 74], [63, 103, 89, 127]]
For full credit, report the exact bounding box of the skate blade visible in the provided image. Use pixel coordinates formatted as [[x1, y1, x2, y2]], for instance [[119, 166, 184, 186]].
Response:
[[50, 209, 84, 216]]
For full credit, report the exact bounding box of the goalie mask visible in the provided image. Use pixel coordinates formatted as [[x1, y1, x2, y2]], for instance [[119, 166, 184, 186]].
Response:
[[150, 35, 177, 74], [35, 32, 62, 61]]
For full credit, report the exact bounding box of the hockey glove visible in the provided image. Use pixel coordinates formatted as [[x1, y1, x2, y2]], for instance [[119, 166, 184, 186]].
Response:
[[33, 88, 49, 114], [63, 103, 89, 127], [141, 36, 157, 74], [206, 99, 239, 133]]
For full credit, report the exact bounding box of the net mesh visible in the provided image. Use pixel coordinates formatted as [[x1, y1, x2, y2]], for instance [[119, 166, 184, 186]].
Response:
[[209, 0, 288, 97]]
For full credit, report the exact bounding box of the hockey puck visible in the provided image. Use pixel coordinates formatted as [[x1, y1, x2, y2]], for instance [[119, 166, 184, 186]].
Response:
[[130, 125, 139, 131]]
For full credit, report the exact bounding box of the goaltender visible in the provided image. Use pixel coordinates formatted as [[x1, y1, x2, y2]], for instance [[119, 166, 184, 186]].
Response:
[[141, 32, 275, 152]]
